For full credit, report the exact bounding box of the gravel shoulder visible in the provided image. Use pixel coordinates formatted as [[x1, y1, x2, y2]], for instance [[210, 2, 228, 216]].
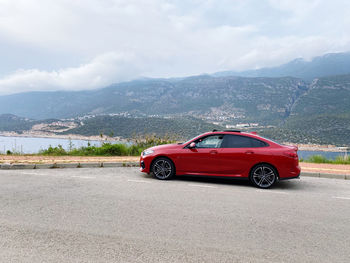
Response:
[[0, 155, 139, 164]]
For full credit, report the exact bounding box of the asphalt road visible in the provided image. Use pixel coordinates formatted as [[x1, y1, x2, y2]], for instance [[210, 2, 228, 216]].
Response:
[[0, 168, 349, 262]]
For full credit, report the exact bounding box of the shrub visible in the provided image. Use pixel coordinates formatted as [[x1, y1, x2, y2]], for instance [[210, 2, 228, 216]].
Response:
[[40, 145, 67, 156], [334, 155, 350, 164], [306, 155, 328, 163], [38, 134, 178, 156], [303, 154, 350, 164]]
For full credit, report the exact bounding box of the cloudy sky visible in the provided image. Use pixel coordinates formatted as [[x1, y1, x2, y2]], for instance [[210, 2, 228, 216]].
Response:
[[0, 0, 350, 94]]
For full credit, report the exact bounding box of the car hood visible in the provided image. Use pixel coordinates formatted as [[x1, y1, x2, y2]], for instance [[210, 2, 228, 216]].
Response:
[[149, 143, 182, 151]]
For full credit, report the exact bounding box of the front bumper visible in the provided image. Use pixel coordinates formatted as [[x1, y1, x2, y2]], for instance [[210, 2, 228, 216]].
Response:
[[139, 155, 152, 173]]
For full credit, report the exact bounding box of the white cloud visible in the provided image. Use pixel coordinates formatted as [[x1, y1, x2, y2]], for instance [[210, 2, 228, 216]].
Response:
[[0, 52, 141, 94], [0, 0, 350, 94]]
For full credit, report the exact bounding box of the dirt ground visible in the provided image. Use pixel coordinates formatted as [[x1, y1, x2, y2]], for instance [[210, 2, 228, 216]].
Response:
[[300, 162, 350, 175], [1, 155, 349, 175], [0, 155, 139, 164]]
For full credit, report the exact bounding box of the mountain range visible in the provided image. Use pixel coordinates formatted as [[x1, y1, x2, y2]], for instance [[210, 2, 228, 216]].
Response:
[[0, 52, 350, 145], [213, 52, 350, 81]]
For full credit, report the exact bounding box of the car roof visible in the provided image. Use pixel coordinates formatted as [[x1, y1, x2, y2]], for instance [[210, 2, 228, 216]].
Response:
[[203, 130, 271, 141], [184, 130, 280, 147]]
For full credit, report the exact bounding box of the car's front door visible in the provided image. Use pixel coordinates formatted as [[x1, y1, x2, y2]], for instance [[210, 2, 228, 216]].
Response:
[[177, 135, 224, 175]]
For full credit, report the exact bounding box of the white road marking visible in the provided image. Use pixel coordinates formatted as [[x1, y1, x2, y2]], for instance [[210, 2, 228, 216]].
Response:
[[332, 196, 350, 200], [256, 190, 289, 195], [21, 172, 57, 177], [22, 172, 44, 175], [71, 176, 96, 179], [188, 184, 217, 188], [127, 179, 151, 183]]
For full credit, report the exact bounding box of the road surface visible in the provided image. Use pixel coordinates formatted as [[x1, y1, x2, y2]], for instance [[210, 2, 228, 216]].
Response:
[[0, 168, 349, 262]]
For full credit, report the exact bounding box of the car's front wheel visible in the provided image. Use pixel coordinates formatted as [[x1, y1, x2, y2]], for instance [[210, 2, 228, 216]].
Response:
[[151, 157, 175, 180], [250, 164, 277, 189]]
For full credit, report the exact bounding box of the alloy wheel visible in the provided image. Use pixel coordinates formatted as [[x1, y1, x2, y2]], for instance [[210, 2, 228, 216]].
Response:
[[251, 165, 276, 188], [153, 159, 173, 179]]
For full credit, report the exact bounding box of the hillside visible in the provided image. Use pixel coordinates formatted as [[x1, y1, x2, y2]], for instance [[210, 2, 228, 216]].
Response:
[[291, 74, 350, 117], [0, 114, 34, 133], [0, 114, 222, 140], [0, 76, 308, 124], [214, 52, 350, 81], [63, 116, 222, 139]]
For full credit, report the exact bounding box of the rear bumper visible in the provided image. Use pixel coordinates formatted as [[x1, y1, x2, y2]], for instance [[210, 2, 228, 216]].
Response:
[[279, 174, 300, 180], [279, 164, 301, 180]]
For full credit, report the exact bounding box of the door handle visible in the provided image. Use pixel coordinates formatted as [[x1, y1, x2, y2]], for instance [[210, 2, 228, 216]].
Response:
[[209, 150, 218, 154], [245, 150, 254, 154]]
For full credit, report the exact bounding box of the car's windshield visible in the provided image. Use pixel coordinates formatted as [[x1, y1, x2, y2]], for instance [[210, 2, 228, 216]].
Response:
[[182, 134, 201, 145]]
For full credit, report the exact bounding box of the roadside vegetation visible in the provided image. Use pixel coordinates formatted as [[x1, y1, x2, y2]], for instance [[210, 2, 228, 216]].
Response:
[[38, 134, 177, 156], [300, 155, 350, 165]]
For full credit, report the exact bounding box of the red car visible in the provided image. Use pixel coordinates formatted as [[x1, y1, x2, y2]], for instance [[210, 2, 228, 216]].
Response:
[[140, 130, 300, 188]]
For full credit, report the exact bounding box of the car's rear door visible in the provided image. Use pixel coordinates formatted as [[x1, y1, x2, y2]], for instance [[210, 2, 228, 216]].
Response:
[[218, 134, 268, 176]]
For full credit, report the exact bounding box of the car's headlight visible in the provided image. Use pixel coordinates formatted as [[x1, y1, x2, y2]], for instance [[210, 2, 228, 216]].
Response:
[[142, 149, 154, 156]]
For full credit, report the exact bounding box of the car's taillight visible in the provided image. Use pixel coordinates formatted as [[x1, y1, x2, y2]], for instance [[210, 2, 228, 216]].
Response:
[[283, 151, 298, 158]]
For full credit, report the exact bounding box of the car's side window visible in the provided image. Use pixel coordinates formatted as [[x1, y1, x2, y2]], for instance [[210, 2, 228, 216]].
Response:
[[221, 135, 268, 148], [195, 135, 223, 148]]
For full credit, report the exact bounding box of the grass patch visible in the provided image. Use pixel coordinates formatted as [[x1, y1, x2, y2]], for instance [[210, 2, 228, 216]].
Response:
[[301, 154, 350, 165], [38, 135, 176, 156]]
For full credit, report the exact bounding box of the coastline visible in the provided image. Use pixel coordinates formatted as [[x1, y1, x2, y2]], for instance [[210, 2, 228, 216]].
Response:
[[0, 131, 348, 152], [294, 144, 349, 152], [0, 131, 127, 143]]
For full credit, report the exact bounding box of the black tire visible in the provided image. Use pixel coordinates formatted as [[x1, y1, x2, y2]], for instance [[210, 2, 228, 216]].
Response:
[[250, 164, 277, 189], [151, 157, 175, 180]]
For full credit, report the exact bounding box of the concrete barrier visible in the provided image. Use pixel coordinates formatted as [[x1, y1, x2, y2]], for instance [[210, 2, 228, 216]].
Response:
[[35, 164, 54, 169], [54, 163, 79, 169], [0, 163, 12, 169], [79, 162, 102, 168], [0, 162, 139, 170], [102, 162, 123, 167], [123, 162, 139, 167], [301, 172, 347, 180], [12, 164, 36, 169]]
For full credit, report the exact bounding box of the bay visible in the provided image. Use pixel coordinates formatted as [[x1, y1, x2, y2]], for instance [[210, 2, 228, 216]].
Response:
[[0, 136, 102, 154]]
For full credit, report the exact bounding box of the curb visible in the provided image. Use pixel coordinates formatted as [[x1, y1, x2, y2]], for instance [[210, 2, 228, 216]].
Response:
[[301, 172, 349, 180], [0, 162, 139, 170]]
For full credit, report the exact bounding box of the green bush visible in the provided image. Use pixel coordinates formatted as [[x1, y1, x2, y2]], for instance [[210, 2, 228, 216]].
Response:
[[306, 155, 328, 163], [40, 145, 67, 156], [333, 155, 350, 164], [302, 154, 350, 164]]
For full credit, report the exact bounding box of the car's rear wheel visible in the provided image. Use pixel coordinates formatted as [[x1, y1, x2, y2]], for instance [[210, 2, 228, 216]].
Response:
[[151, 157, 175, 180], [250, 164, 277, 189]]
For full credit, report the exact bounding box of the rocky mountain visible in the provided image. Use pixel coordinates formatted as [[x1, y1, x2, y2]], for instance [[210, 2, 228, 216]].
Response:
[[0, 76, 308, 125]]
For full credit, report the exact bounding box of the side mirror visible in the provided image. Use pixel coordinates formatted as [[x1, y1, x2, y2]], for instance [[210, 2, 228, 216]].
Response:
[[189, 142, 196, 148]]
